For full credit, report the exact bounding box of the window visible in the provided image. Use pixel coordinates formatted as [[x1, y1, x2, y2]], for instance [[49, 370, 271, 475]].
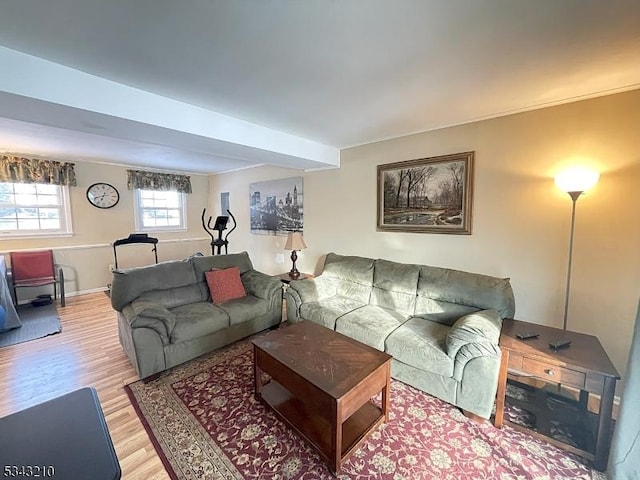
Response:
[[134, 189, 187, 231], [0, 182, 72, 237]]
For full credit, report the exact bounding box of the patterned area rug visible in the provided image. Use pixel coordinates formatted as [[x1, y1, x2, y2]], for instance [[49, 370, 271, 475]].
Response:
[[125, 339, 604, 480]]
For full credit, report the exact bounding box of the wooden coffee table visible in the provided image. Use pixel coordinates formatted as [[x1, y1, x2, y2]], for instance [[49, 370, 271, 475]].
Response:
[[252, 320, 392, 474]]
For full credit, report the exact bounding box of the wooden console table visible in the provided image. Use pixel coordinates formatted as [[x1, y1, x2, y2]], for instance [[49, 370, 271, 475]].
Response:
[[494, 319, 619, 471]]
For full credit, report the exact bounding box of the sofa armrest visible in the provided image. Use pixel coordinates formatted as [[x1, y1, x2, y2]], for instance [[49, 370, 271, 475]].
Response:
[[451, 341, 501, 382], [122, 299, 177, 344], [446, 309, 502, 383], [284, 286, 302, 323], [241, 270, 282, 301], [287, 275, 337, 303], [446, 309, 502, 359], [284, 276, 337, 323]]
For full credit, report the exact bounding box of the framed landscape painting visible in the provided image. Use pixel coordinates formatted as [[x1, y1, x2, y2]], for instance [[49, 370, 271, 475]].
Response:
[[377, 151, 474, 234]]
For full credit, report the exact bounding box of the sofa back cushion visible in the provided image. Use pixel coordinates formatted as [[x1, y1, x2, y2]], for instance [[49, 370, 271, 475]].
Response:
[[414, 265, 515, 324], [370, 259, 420, 316], [412, 301, 480, 326], [135, 284, 208, 310], [191, 252, 254, 282], [111, 258, 198, 311], [321, 253, 374, 304]]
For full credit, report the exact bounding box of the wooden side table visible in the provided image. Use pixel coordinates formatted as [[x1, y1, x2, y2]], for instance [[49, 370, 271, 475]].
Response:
[[275, 272, 312, 284], [494, 318, 620, 471]]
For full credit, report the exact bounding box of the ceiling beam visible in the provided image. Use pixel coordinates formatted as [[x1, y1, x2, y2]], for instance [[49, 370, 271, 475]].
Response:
[[0, 46, 339, 171]]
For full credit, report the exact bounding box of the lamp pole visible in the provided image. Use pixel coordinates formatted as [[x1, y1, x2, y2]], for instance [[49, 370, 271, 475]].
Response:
[[562, 191, 583, 331]]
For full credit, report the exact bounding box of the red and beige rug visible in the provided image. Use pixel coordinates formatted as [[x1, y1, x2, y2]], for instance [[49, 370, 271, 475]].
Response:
[[125, 339, 605, 479]]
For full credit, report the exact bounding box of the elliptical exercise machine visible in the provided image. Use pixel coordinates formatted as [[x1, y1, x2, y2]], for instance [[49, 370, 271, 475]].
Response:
[[201, 209, 237, 255]]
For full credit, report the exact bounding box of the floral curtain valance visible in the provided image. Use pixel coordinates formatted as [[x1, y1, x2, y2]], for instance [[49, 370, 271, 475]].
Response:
[[0, 155, 77, 186], [127, 169, 192, 194]]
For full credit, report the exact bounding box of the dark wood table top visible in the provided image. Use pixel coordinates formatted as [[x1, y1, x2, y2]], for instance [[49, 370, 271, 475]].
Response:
[[501, 318, 620, 379], [253, 320, 391, 399], [0, 387, 121, 480], [275, 272, 312, 283]]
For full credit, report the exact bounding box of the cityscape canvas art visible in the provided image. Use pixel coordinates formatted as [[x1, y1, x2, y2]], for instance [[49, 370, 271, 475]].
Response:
[[250, 177, 303, 235]]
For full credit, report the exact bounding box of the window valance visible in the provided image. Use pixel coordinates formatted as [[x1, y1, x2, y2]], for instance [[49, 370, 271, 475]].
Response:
[[127, 169, 192, 194], [0, 155, 77, 186]]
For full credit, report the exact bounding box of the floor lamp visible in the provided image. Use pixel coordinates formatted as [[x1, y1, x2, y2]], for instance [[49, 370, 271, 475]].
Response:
[[554, 167, 599, 333]]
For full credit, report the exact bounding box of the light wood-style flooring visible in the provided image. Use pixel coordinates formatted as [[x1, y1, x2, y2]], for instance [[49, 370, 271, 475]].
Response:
[[0, 293, 170, 480]]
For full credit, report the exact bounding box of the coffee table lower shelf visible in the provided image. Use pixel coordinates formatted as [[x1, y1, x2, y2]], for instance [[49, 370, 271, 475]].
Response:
[[259, 380, 385, 471]]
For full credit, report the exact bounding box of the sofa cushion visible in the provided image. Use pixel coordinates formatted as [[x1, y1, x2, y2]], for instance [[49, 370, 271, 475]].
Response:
[[169, 302, 229, 343], [205, 267, 246, 304], [385, 317, 453, 377], [335, 305, 409, 351], [130, 299, 176, 323], [191, 252, 254, 282], [241, 270, 282, 301], [321, 253, 374, 304], [300, 296, 366, 330], [135, 284, 208, 310], [415, 265, 515, 321], [413, 299, 480, 327], [111, 258, 197, 311], [370, 259, 420, 316], [216, 295, 270, 326]]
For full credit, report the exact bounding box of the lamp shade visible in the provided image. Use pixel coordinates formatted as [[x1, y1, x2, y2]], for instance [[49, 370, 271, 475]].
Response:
[[554, 167, 599, 193], [284, 231, 307, 251]]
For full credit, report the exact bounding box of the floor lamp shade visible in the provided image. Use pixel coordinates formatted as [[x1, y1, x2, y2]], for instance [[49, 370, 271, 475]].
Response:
[[285, 231, 306, 279], [554, 167, 599, 194]]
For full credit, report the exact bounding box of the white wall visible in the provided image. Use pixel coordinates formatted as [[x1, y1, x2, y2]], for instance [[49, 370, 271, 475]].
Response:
[[210, 89, 640, 387]]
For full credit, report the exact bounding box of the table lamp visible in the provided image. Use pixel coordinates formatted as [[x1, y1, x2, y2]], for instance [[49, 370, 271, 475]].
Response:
[[284, 231, 306, 279]]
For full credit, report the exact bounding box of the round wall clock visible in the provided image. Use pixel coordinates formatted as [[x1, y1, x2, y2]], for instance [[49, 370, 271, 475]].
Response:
[[86, 182, 120, 209]]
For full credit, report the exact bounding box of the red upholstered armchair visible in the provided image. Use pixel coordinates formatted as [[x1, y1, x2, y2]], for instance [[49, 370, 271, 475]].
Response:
[[9, 250, 65, 307]]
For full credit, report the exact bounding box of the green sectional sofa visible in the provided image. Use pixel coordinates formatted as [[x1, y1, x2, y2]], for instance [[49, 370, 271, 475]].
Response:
[[111, 252, 282, 379], [284, 252, 515, 419]]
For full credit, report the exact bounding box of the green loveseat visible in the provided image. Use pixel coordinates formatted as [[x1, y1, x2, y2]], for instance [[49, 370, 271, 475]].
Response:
[[284, 253, 515, 419], [111, 252, 282, 379]]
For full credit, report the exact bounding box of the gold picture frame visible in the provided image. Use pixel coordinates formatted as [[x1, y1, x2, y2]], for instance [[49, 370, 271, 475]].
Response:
[[377, 151, 474, 234]]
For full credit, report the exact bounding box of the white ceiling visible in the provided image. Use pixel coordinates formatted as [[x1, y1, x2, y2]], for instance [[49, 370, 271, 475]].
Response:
[[0, 0, 639, 174]]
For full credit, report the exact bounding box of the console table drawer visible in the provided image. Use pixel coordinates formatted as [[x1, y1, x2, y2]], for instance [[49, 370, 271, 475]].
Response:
[[522, 358, 586, 388]]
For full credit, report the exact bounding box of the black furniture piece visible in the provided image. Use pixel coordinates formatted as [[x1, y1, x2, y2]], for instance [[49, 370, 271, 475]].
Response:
[[201, 208, 237, 255], [112, 233, 158, 269], [0, 387, 121, 479]]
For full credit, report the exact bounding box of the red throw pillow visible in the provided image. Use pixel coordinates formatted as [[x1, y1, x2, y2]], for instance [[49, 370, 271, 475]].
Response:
[[205, 267, 246, 304]]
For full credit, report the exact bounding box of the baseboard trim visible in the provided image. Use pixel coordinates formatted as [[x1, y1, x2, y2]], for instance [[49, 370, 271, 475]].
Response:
[[17, 287, 109, 306]]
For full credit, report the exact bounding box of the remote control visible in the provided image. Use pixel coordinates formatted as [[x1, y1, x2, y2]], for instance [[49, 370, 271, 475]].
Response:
[[516, 332, 539, 340], [549, 340, 572, 350]]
